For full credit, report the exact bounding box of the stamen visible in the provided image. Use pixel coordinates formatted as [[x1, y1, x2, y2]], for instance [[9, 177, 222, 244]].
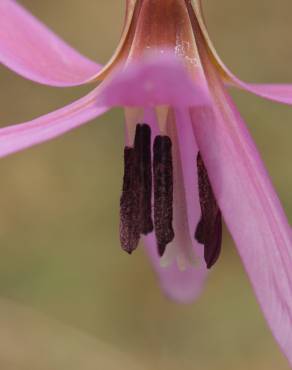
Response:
[[134, 124, 153, 234], [120, 123, 154, 254], [153, 136, 175, 256], [155, 105, 169, 134], [195, 152, 222, 269], [124, 107, 144, 145], [120, 147, 140, 254]]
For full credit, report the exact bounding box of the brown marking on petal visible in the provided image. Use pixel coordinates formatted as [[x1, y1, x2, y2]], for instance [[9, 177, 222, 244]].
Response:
[[153, 135, 175, 256], [129, 0, 202, 78], [134, 124, 153, 234], [120, 147, 140, 254], [93, 0, 205, 82], [195, 152, 222, 268]]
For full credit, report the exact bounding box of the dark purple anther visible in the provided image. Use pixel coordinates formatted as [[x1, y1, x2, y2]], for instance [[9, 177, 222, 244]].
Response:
[[120, 124, 154, 254], [134, 124, 153, 234], [153, 135, 175, 256], [195, 152, 222, 268], [119, 147, 140, 254]]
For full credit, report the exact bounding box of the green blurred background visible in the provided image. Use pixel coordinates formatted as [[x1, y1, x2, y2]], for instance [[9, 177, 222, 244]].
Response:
[[0, 0, 292, 369]]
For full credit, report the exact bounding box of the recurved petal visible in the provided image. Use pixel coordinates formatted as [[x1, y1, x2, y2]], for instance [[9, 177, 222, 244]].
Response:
[[227, 81, 292, 105], [192, 69, 292, 364], [192, 1, 292, 105], [0, 88, 109, 158], [0, 0, 101, 86]]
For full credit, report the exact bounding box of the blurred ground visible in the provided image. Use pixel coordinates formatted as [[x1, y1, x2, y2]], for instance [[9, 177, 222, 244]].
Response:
[[0, 0, 291, 369]]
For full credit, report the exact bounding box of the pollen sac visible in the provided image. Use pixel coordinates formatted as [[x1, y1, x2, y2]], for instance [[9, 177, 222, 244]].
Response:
[[195, 152, 222, 269], [153, 135, 175, 257], [119, 124, 154, 254], [120, 147, 140, 254], [134, 124, 153, 234]]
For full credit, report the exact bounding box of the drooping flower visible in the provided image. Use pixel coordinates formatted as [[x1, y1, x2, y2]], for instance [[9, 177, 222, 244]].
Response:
[[1, 0, 292, 364]]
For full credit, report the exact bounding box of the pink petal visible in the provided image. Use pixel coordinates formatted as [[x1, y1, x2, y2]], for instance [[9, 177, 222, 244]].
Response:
[[0, 88, 109, 158], [228, 77, 292, 105], [143, 233, 206, 304], [101, 53, 208, 108], [192, 67, 292, 364], [142, 108, 207, 304], [0, 0, 101, 86]]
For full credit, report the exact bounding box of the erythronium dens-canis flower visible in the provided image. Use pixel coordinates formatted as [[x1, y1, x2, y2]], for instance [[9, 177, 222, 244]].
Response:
[[1, 0, 292, 365]]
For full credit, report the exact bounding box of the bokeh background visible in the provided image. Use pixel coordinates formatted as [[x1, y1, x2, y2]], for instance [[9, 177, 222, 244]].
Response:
[[0, 0, 292, 369]]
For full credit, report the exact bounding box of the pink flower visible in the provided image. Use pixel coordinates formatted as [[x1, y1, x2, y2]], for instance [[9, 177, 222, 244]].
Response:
[[1, 0, 292, 364]]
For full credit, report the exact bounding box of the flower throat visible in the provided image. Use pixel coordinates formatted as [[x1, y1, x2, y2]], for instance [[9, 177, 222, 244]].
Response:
[[120, 123, 222, 268]]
